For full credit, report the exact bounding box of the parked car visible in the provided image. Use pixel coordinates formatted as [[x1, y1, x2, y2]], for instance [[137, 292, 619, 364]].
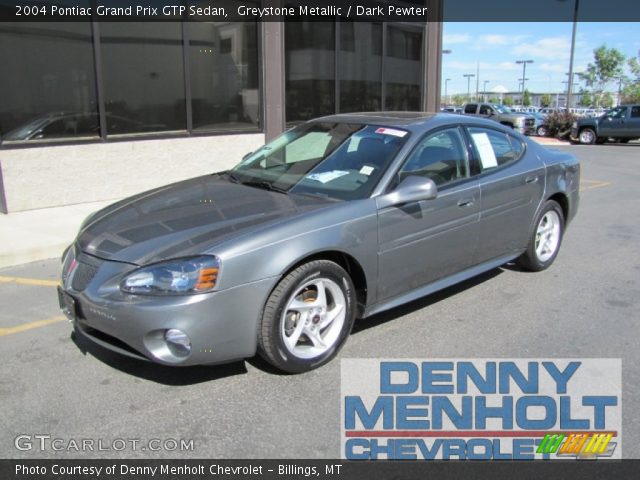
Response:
[[461, 102, 536, 135], [530, 112, 549, 136], [59, 113, 580, 373], [571, 105, 640, 144], [2, 112, 163, 141]]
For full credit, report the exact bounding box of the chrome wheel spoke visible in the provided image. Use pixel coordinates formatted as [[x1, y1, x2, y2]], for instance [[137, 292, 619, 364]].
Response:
[[319, 303, 344, 329], [304, 326, 327, 349], [284, 311, 308, 350], [311, 279, 327, 308]]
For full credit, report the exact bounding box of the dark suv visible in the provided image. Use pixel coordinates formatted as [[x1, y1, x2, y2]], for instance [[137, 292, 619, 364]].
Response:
[[571, 105, 640, 144]]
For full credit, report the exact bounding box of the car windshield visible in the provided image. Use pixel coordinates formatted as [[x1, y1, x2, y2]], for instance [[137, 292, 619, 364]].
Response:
[[229, 122, 409, 200], [493, 105, 512, 114]]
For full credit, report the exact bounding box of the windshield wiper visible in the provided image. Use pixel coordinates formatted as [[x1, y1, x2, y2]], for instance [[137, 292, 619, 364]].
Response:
[[224, 171, 241, 183], [239, 180, 288, 194]]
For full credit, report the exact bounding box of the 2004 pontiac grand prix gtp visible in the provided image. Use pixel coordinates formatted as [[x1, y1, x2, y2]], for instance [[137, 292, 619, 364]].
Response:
[[58, 112, 580, 373]]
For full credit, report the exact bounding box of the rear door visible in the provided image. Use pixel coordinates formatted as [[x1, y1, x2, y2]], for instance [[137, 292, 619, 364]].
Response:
[[627, 106, 640, 137], [467, 127, 545, 264]]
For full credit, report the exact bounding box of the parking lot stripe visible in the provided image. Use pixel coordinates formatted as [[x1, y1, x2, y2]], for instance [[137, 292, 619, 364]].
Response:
[[0, 315, 66, 337], [0, 275, 59, 287], [580, 180, 611, 192]]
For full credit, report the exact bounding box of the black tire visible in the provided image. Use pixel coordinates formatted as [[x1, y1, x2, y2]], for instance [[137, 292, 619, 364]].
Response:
[[619, 138, 630, 144], [536, 125, 548, 137], [258, 260, 356, 373], [516, 200, 565, 272], [578, 128, 596, 145]]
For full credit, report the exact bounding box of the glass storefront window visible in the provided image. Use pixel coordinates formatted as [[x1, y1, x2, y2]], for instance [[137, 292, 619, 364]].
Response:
[[188, 22, 260, 131], [385, 25, 423, 111], [0, 21, 98, 142], [100, 22, 186, 134], [285, 22, 336, 124], [339, 22, 382, 113]]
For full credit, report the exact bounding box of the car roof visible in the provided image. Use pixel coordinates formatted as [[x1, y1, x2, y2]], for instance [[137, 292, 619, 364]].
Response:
[[310, 111, 492, 132]]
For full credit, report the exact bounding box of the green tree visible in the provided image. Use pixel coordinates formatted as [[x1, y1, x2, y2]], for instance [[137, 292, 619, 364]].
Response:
[[601, 92, 614, 108], [451, 94, 465, 106], [503, 96, 514, 106], [522, 89, 532, 106], [579, 45, 626, 107], [580, 90, 592, 107], [622, 56, 640, 103], [540, 94, 552, 108]]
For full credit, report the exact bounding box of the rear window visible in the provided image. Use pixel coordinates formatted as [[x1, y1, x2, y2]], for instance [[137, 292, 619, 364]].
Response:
[[468, 127, 524, 171]]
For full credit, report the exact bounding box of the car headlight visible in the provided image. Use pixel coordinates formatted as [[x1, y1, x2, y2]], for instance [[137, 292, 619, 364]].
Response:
[[121, 256, 220, 295]]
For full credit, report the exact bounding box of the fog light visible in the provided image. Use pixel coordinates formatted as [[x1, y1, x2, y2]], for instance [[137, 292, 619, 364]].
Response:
[[164, 329, 191, 357]]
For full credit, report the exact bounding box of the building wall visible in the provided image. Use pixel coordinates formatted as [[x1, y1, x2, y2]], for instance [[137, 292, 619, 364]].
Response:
[[1, 133, 264, 212]]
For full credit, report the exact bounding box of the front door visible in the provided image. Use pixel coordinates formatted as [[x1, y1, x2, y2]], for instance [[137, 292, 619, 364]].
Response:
[[377, 127, 480, 301]]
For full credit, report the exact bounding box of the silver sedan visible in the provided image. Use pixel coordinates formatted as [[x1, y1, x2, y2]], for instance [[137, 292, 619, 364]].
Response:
[[58, 113, 580, 373]]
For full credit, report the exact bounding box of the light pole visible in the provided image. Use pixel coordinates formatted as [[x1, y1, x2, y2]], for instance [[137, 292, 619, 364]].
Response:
[[516, 59, 534, 103], [566, 0, 580, 111], [463, 74, 475, 102], [483, 80, 490, 102], [444, 78, 451, 105], [441, 50, 452, 108]]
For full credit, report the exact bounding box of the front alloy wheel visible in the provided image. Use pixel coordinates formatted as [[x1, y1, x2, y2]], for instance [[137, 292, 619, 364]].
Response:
[[578, 128, 596, 145], [258, 260, 356, 373]]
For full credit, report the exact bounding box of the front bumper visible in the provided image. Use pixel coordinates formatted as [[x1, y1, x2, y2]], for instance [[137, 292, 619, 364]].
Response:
[[60, 252, 278, 366], [515, 125, 536, 135], [570, 127, 579, 140]]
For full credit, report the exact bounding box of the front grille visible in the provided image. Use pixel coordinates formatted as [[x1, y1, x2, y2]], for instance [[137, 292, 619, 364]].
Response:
[[71, 262, 98, 291]]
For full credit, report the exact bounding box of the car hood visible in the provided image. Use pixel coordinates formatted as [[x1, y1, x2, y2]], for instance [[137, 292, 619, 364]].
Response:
[[77, 174, 335, 265]]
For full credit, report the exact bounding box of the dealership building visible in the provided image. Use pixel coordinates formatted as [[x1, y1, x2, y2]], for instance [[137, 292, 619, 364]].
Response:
[[0, 2, 442, 213]]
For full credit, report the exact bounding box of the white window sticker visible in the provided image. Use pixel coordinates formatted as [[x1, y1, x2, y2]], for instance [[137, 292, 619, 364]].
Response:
[[359, 165, 374, 176], [306, 170, 349, 184], [375, 127, 407, 138], [471, 132, 498, 168]]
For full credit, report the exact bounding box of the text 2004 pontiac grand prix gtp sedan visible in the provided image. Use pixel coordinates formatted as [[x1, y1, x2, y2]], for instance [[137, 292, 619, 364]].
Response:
[[58, 113, 579, 373]]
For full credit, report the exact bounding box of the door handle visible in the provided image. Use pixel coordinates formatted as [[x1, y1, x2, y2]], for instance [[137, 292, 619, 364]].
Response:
[[457, 198, 475, 208], [525, 176, 538, 184]]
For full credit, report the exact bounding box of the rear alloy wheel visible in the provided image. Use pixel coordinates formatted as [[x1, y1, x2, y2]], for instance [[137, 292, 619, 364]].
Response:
[[578, 128, 596, 145], [516, 200, 565, 271], [536, 125, 548, 137], [258, 260, 356, 373]]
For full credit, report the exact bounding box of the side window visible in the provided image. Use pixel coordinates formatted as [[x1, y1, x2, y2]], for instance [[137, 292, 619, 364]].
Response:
[[468, 127, 524, 172], [479, 105, 492, 116], [464, 104, 477, 114], [612, 107, 628, 119], [398, 128, 469, 187], [631, 106, 640, 118]]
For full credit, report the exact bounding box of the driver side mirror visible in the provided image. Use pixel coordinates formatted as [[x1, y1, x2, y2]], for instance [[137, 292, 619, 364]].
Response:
[[376, 175, 438, 209]]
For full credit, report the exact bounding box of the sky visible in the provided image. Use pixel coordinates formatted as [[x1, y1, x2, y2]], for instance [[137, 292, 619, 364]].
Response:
[[441, 22, 640, 96]]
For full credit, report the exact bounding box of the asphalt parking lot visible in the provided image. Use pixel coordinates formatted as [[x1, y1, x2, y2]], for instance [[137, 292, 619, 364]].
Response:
[[1, 143, 638, 459]]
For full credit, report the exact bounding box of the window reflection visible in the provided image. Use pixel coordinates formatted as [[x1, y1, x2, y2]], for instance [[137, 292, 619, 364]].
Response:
[[0, 20, 98, 141], [285, 22, 336, 123], [385, 25, 423, 111], [188, 22, 260, 131], [339, 22, 382, 113], [100, 22, 186, 134]]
